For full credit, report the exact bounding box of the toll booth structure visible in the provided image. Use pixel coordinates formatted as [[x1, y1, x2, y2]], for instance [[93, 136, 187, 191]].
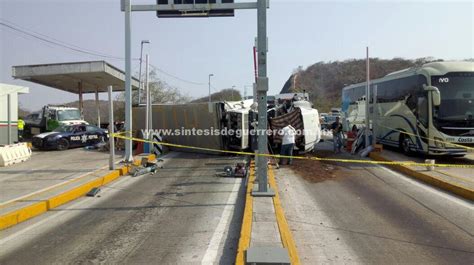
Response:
[[0, 83, 29, 145], [12, 61, 140, 127]]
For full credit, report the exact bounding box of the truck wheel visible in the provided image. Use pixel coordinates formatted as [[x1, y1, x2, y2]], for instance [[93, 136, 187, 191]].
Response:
[[57, 138, 70, 151]]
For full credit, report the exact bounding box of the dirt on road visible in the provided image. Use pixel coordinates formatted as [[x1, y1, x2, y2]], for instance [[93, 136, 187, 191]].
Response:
[[284, 148, 351, 183]]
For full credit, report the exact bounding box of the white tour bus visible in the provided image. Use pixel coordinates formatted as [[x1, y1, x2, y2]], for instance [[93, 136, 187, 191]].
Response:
[[342, 61, 474, 156]]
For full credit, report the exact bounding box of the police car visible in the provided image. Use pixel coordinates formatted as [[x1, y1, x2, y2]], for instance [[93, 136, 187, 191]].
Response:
[[32, 124, 108, 151]]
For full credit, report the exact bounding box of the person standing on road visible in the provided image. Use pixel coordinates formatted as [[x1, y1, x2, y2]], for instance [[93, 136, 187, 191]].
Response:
[[17, 117, 25, 141], [280, 124, 296, 165], [331, 116, 344, 153]]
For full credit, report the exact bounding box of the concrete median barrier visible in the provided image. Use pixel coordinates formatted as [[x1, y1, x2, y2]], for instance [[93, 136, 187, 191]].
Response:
[[0, 143, 32, 167]]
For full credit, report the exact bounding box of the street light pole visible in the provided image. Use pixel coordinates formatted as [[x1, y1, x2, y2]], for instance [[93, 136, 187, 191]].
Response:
[[231, 85, 235, 100], [138, 40, 150, 105], [365, 46, 370, 148], [208, 74, 214, 103]]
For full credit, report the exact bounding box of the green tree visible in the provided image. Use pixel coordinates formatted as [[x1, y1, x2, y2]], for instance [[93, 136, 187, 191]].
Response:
[[115, 70, 192, 119]]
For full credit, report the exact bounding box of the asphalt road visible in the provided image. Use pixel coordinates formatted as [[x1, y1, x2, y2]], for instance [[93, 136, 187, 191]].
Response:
[[0, 152, 245, 264], [276, 142, 474, 264]]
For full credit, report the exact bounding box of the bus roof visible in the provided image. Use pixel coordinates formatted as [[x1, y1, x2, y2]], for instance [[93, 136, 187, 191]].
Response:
[[342, 61, 474, 91]]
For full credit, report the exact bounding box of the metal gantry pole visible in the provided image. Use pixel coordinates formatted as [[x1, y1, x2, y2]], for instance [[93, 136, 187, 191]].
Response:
[[124, 0, 133, 162], [253, 0, 274, 196], [108, 85, 115, 170], [365, 46, 370, 148]]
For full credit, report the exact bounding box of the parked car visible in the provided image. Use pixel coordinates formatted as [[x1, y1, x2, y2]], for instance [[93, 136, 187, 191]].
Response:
[[32, 124, 107, 151]]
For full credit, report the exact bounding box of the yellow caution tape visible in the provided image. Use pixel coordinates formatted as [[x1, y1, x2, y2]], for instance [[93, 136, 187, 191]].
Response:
[[111, 133, 474, 169]]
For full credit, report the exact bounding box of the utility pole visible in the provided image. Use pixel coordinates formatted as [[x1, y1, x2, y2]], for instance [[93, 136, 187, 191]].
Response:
[[146, 55, 152, 132], [365, 46, 370, 148], [208, 74, 214, 103], [293, 73, 297, 91]]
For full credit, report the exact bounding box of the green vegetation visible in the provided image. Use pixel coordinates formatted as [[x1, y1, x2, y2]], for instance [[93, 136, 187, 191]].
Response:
[[190, 88, 242, 103]]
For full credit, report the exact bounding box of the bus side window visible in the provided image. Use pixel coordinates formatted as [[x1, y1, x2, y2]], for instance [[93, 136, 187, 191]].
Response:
[[417, 97, 428, 127]]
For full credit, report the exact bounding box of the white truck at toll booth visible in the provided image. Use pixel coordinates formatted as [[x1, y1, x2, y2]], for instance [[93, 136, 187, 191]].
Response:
[[25, 105, 88, 135]]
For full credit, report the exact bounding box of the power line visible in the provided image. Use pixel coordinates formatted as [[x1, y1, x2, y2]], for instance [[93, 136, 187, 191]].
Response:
[[1, 19, 206, 87], [0, 19, 138, 61], [149, 64, 206, 86]]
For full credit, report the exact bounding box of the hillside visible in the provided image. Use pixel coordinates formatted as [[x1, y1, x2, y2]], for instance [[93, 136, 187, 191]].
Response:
[[280, 57, 441, 112], [191, 88, 242, 103]]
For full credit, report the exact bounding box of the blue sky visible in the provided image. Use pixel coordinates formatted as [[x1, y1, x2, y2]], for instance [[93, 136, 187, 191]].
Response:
[[1, 0, 473, 111]]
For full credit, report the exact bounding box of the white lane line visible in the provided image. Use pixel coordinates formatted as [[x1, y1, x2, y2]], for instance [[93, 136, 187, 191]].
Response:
[[0, 153, 177, 246], [0, 165, 108, 207], [201, 177, 241, 265], [1, 152, 173, 207], [377, 165, 474, 208], [0, 175, 133, 246]]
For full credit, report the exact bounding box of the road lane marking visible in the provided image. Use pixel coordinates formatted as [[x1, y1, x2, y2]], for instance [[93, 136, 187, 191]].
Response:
[[201, 177, 242, 264], [268, 167, 301, 265], [235, 162, 255, 265], [0, 175, 138, 247], [0, 164, 110, 208], [377, 165, 473, 208]]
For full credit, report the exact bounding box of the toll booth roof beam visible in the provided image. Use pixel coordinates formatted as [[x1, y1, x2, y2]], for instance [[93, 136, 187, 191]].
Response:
[[11, 61, 140, 94]]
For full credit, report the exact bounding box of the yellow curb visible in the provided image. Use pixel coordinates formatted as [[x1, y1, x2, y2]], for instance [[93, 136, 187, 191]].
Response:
[[236, 163, 301, 265], [268, 167, 301, 265], [0, 154, 155, 231], [235, 161, 255, 265], [370, 152, 474, 201], [0, 164, 111, 210]]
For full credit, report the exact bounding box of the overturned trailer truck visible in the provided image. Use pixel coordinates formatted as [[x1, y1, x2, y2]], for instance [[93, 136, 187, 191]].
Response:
[[132, 98, 321, 154]]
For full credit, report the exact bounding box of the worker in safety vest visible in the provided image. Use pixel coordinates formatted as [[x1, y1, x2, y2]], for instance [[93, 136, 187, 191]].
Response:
[[18, 117, 25, 141]]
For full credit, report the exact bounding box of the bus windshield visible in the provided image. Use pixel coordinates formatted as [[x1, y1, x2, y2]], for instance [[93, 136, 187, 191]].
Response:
[[57, 109, 81, 121], [432, 73, 474, 121]]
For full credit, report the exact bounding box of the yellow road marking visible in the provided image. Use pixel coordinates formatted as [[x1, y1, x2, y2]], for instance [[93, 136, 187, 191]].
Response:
[[0, 164, 110, 209], [268, 166, 301, 265], [370, 152, 474, 201], [0, 154, 155, 230], [235, 162, 255, 265]]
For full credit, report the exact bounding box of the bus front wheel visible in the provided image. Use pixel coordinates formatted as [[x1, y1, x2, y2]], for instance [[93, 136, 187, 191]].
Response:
[[399, 134, 411, 155]]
